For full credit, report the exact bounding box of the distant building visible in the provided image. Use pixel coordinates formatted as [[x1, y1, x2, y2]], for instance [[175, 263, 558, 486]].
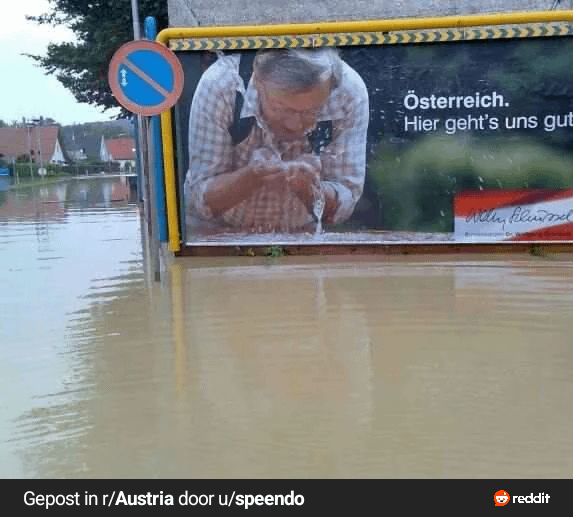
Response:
[[0, 126, 66, 165], [59, 127, 102, 163], [100, 137, 136, 172], [59, 121, 135, 170]]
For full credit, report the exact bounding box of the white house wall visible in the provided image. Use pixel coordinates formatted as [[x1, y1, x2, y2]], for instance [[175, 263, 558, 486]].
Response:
[[100, 136, 111, 162], [168, 0, 573, 27], [50, 138, 66, 164]]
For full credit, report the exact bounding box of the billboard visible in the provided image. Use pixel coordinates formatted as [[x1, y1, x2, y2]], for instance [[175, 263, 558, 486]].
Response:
[[162, 18, 573, 248]]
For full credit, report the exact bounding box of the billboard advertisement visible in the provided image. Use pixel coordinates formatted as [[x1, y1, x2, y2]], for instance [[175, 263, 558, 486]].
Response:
[[167, 21, 573, 247]]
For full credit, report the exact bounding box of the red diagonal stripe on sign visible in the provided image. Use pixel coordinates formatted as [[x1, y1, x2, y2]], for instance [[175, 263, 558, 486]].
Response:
[[455, 189, 573, 216], [507, 221, 573, 241]]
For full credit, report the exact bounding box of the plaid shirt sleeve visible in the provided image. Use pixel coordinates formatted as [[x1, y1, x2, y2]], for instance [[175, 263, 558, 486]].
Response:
[[320, 65, 369, 224], [184, 55, 369, 226], [184, 57, 239, 220]]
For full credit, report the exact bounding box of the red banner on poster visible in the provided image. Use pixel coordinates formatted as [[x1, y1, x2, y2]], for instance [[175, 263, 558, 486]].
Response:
[[454, 189, 573, 242]]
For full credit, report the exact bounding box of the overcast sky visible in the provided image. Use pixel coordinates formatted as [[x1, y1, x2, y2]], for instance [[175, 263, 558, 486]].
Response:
[[3, 1, 122, 125]]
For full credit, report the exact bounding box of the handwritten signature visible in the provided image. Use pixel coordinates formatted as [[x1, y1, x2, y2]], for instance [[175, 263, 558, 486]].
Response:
[[465, 206, 573, 229]]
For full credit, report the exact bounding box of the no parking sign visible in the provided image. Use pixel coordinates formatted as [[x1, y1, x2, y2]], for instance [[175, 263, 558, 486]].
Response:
[[108, 40, 184, 116]]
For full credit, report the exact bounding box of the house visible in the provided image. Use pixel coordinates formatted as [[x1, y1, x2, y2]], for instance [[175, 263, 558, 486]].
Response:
[[59, 127, 102, 163], [59, 121, 135, 165], [0, 126, 67, 165], [100, 137, 136, 172]]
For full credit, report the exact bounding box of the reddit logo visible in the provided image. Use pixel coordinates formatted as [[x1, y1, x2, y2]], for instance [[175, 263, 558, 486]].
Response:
[[495, 490, 510, 506]]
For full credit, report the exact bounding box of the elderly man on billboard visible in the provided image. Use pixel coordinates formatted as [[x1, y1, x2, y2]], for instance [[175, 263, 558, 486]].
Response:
[[184, 47, 369, 234]]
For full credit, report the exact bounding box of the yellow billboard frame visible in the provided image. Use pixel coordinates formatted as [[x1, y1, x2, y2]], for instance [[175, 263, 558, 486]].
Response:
[[157, 10, 573, 253]]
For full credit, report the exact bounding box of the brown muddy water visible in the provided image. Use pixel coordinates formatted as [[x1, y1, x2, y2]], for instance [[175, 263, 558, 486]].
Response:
[[1, 176, 573, 478]]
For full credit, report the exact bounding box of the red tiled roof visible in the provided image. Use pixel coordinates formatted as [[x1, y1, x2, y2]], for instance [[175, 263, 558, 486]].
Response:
[[0, 126, 59, 162], [105, 137, 136, 160]]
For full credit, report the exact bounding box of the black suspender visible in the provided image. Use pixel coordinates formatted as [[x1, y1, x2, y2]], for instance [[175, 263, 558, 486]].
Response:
[[227, 52, 333, 155], [228, 51, 257, 146]]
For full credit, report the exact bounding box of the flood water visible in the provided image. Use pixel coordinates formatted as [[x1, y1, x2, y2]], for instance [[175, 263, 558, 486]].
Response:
[[1, 176, 573, 478]]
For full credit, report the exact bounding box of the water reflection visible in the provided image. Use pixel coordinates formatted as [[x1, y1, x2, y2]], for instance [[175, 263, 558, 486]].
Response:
[[174, 264, 375, 477], [0, 177, 142, 478], [0, 176, 134, 221], [170, 260, 573, 478], [1, 179, 573, 478]]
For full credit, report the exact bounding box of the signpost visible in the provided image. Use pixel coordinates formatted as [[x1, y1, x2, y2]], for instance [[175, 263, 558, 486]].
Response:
[[109, 38, 184, 281], [108, 40, 184, 117]]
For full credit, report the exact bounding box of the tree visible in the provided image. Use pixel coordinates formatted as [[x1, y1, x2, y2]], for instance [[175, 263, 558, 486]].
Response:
[[26, 0, 168, 116]]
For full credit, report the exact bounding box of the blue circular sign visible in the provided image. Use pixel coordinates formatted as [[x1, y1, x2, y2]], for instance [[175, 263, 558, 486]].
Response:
[[109, 40, 184, 116]]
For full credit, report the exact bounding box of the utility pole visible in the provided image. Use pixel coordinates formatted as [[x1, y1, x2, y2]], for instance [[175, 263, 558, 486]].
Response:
[[32, 119, 45, 176], [25, 120, 33, 179]]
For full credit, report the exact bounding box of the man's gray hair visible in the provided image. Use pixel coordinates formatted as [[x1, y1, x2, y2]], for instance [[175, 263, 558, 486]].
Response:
[[253, 48, 343, 91]]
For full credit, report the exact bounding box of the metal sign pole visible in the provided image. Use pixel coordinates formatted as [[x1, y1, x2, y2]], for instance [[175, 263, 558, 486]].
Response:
[[130, 0, 161, 281], [130, 0, 147, 210], [145, 16, 168, 244], [130, 0, 141, 39], [144, 16, 163, 282], [145, 115, 161, 282], [111, 8, 183, 269]]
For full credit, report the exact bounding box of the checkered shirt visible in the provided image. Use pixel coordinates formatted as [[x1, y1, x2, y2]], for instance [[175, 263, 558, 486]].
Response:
[[184, 53, 369, 232]]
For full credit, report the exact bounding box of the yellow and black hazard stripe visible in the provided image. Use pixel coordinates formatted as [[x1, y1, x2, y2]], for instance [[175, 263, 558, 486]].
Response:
[[168, 22, 573, 51]]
